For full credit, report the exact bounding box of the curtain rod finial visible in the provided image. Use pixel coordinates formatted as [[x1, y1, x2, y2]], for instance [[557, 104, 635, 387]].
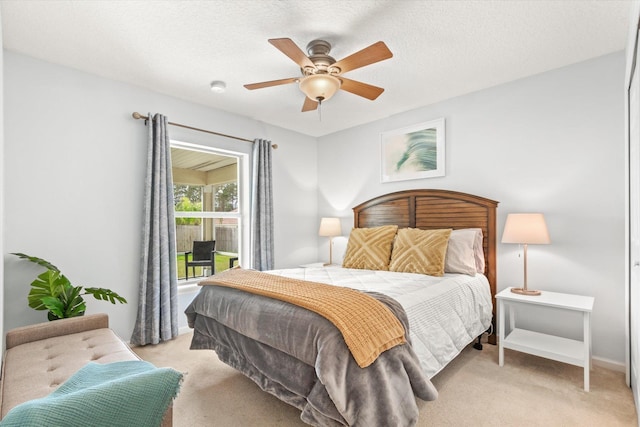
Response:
[[272, 144, 278, 150], [132, 112, 144, 120]]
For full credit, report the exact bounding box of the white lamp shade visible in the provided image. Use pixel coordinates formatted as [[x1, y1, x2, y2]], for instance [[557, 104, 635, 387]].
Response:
[[319, 217, 341, 237], [299, 74, 341, 102], [501, 213, 550, 244]]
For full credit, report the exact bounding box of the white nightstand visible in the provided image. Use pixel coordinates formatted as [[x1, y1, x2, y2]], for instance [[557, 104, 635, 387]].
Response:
[[497, 287, 594, 391]]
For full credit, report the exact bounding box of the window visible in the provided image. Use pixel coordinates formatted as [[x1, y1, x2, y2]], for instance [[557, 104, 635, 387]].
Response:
[[171, 143, 245, 282]]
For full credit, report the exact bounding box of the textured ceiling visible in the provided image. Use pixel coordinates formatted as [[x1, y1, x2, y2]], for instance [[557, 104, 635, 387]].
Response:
[[0, 0, 632, 137]]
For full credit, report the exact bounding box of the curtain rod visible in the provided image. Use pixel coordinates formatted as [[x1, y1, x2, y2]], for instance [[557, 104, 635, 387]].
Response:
[[131, 112, 278, 149]]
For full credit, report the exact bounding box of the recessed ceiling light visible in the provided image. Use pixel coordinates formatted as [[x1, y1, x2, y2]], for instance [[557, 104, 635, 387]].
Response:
[[210, 81, 226, 93]]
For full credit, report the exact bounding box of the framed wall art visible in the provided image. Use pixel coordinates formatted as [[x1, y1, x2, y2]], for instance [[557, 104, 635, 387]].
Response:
[[381, 118, 445, 183]]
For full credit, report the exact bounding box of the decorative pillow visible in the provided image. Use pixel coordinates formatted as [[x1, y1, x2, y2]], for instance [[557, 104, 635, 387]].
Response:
[[342, 225, 398, 270], [389, 228, 452, 276], [445, 229, 478, 275]]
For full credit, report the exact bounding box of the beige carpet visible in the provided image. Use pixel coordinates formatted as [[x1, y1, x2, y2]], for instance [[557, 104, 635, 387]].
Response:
[[133, 333, 637, 426]]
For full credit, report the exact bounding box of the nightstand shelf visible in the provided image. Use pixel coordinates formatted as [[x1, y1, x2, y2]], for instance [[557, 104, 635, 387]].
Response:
[[502, 328, 585, 366], [497, 287, 594, 391]]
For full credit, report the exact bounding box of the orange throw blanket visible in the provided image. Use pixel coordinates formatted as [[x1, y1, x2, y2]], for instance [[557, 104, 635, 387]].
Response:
[[199, 268, 406, 368]]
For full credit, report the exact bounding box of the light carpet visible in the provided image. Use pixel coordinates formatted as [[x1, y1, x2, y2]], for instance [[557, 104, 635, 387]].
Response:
[[133, 332, 637, 426]]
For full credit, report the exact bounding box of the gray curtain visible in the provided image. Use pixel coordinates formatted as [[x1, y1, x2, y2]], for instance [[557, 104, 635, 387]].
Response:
[[251, 139, 274, 270], [131, 113, 179, 346]]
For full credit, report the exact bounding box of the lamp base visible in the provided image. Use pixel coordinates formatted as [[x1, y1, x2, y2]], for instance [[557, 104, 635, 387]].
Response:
[[511, 287, 541, 296]]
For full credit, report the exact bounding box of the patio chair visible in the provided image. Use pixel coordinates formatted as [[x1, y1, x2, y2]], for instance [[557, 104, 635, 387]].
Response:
[[185, 240, 216, 280]]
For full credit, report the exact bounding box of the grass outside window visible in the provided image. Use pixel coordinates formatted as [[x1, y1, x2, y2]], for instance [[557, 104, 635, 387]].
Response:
[[177, 253, 235, 281]]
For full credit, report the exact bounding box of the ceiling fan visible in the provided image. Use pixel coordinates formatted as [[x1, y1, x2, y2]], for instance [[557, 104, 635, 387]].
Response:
[[244, 38, 393, 112]]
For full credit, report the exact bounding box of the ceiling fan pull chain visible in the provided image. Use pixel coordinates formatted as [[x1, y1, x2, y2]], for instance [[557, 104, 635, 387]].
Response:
[[318, 99, 322, 121]]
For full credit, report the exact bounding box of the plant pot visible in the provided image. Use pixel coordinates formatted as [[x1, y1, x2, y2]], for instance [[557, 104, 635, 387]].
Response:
[[48, 311, 85, 321]]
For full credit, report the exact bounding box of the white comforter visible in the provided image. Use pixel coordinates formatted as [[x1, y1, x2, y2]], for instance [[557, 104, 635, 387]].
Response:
[[267, 266, 493, 378]]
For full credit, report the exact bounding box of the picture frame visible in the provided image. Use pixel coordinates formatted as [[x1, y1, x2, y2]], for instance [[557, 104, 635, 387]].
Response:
[[380, 118, 445, 183]]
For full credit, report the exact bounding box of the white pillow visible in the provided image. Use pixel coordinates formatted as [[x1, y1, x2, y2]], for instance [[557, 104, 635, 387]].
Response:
[[471, 228, 485, 273], [444, 229, 477, 275]]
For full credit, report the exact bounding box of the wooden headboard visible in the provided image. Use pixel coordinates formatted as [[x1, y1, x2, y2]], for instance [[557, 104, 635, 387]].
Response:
[[353, 189, 499, 343]]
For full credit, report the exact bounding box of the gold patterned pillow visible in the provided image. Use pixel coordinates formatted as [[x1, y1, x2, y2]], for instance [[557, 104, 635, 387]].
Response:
[[389, 228, 452, 276], [342, 225, 398, 270]]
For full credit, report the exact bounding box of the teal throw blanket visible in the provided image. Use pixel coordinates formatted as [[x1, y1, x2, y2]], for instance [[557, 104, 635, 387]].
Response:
[[0, 360, 182, 427]]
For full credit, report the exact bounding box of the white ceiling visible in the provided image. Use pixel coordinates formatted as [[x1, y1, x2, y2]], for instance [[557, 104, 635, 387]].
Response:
[[0, 0, 632, 137]]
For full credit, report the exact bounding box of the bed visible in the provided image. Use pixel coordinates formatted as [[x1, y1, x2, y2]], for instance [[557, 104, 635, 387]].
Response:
[[185, 189, 498, 426]]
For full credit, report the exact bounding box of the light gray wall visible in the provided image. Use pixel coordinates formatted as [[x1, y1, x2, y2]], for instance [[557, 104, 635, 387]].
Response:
[[2, 48, 627, 365], [0, 9, 5, 350], [318, 52, 626, 365], [3, 51, 318, 340]]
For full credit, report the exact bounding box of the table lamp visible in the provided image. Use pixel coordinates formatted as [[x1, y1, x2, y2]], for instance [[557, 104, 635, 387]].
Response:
[[319, 217, 341, 266], [501, 213, 550, 296]]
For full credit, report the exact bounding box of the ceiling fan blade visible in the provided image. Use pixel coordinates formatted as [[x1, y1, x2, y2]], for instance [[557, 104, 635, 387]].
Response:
[[268, 38, 315, 69], [302, 96, 319, 112], [339, 77, 384, 100], [332, 41, 393, 74], [244, 77, 299, 90]]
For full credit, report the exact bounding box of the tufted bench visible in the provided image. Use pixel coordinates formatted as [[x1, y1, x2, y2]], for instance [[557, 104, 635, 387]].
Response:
[[0, 314, 172, 426]]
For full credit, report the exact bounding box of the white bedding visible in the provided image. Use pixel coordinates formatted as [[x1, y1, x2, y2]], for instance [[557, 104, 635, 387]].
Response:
[[267, 266, 493, 378]]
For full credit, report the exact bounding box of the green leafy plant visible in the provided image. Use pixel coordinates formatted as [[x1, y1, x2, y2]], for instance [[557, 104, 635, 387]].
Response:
[[11, 253, 127, 321]]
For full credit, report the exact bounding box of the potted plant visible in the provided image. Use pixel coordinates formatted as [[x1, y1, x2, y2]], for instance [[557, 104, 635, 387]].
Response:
[[11, 253, 127, 321]]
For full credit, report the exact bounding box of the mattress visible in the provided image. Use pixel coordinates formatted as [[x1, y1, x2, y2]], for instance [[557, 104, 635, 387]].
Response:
[[267, 266, 493, 378]]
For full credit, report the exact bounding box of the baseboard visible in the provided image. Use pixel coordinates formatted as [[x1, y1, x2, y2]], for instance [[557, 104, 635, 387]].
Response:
[[179, 325, 192, 335], [592, 356, 626, 373]]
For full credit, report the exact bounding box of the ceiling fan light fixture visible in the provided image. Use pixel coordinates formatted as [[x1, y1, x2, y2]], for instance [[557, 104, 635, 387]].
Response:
[[299, 74, 341, 102]]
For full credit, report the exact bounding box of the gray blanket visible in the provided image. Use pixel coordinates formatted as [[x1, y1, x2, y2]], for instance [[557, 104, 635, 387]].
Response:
[[185, 285, 438, 426]]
